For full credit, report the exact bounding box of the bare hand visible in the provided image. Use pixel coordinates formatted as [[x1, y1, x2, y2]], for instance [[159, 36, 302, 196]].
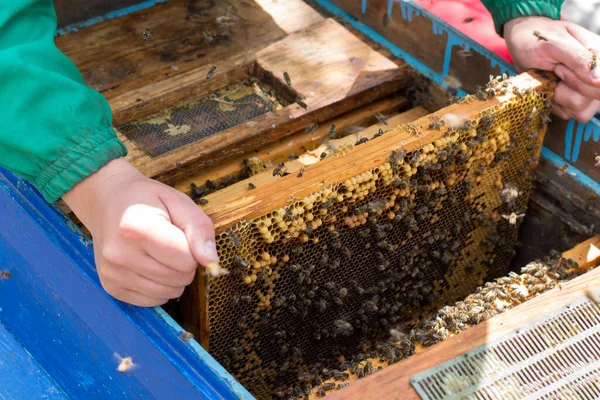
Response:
[[63, 157, 219, 307], [504, 16, 600, 122]]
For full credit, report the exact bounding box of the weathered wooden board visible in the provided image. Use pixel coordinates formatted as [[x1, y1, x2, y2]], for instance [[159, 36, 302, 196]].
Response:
[[54, 0, 148, 29], [55, 0, 323, 98], [113, 18, 413, 185], [328, 234, 600, 400]]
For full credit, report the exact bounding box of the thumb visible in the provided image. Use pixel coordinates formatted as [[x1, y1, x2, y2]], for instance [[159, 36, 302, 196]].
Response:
[[549, 24, 600, 84], [160, 189, 220, 267]]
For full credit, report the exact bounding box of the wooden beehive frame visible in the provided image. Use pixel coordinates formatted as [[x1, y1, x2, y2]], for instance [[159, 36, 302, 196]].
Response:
[[328, 234, 600, 399], [182, 70, 558, 351]]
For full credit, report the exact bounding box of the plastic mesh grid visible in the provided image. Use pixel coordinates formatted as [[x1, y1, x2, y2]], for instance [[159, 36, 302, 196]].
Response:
[[204, 79, 552, 399], [118, 78, 286, 157]]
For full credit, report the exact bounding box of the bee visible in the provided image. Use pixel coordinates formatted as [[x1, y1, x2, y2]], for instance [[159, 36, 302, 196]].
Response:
[[140, 28, 153, 41], [428, 116, 443, 130], [317, 386, 326, 397], [541, 114, 552, 127], [337, 381, 350, 389], [443, 75, 463, 89], [297, 166, 305, 178], [229, 231, 241, 248], [458, 49, 473, 58], [375, 112, 388, 126], [295, 98, 308, 109], [502, 212, 525, 226], [533, 31, 548, 41], [180, 331, 194, 340], [595, 155, 600, 167], [333, 319, 353, 336], [283, 71, 292, 86], [355, 137, 369, 145], [463, 17, 474, 23], [373, 128, 385, 138], [115, 355, 136, 373], [206, 66, 217, 80], [591, 54, 597, 71], [197, 198, 209, 206], [322, 382, 335, 391], [328, 124, 336, 139], [475, 85, 488, 101], [248, 182, 256, 190], [0, 270, 13, 281], [320, 152, 327, 160], [273, 162, 287, 177], [556, 164, 569, 176], [305, 123, 318, 134], [202, 28, 215, 43], [500, 183, 522, 203]]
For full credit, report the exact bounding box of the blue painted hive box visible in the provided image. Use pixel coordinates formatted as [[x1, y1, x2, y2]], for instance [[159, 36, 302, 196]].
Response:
[[2, 1, 599, 399]]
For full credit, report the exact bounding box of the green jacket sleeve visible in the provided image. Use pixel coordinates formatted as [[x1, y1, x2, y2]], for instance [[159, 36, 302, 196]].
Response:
[[481, 0, 565, 36], [0, 0, 127, 203]]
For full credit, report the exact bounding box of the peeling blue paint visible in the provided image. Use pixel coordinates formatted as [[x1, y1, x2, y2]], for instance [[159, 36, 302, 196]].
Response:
[[569, 118, 600, 163], [387, 0, 393, 19], [564, 118, 577, 160], [362, 0, 367, 14], [55, 0, 170, 36]]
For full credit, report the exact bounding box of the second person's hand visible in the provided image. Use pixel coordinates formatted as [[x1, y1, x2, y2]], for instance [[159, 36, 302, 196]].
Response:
[[504, 16, 600, 122]]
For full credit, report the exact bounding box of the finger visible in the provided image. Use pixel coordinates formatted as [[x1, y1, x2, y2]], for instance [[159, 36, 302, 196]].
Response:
[[552, 104, 571, 120], [557, 100, 600, 123], [159, 189, 219, 267], [555, 64, 600, 100], [116, 288, 170, 307], [133, 254, 196, 287], [546, 32, 600, 85], [106, 265, 185, 299], [142, 218, 198, 273], [554, 81, 592, 111], [566, 22, 600, 54]]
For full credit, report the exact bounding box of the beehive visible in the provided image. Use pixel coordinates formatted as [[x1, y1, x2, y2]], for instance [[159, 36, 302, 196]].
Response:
[[187, 70, 557, 399]]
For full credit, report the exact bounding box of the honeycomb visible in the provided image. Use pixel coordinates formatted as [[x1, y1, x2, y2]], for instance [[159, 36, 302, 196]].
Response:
[[199, 72, 556, 399]]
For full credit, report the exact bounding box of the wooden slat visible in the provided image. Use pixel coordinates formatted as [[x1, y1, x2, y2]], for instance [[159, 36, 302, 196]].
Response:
[[203, 70, 554, 233], [123, 18, 413, 185], [192, 105, 428, 200], [172, 95, 411, 196], [329, 234, 600, 400], [56, 0, 324, 98]]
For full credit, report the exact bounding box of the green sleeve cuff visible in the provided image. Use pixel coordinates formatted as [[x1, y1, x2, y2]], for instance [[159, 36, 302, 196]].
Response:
[[34, 127, 128, 203], [482, 0, 565, 36]]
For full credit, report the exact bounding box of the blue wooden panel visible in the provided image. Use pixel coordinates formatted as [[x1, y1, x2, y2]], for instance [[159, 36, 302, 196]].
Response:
[[0, 167, 253, 400], [0, 320, 67, 400]]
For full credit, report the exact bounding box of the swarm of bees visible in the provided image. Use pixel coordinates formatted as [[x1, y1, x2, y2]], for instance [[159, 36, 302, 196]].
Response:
[[201, 77, 553, 399]]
